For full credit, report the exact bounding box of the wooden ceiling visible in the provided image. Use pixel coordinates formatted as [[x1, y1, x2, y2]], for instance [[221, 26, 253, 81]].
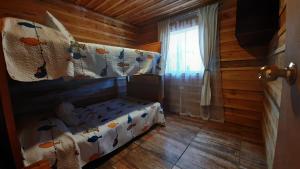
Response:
[[63, 0, 215, 26]]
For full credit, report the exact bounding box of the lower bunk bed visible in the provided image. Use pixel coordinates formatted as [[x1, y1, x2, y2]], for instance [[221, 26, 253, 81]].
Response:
[[18, 97, 165, 169]]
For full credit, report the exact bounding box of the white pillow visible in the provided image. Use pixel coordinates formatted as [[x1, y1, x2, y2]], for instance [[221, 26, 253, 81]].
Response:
[[56, 102, 81, 126], [45, 11, 75, 42]]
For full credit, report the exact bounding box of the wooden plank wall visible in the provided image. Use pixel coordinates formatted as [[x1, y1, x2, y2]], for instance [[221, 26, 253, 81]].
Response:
[[9, 78, 119, 121], [262, 0, 286, 168], [138, 0, 267, 129], [0, 0, 138, 47], [127, 75, 163, 104], [137, 42, 161, 53], [219, 0, 267, 129], [137, 23, 158, 45]]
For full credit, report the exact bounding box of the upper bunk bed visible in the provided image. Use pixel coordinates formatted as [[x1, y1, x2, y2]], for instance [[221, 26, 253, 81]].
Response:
[[1, 16, 162, 82]]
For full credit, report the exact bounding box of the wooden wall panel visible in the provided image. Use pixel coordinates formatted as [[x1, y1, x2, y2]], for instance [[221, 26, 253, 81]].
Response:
[[223, 89, 264, 102], [0, 0, 138, 47], [127, 75, 163, 104], [222, 80, 263, 92], [221, 69, 261, 81], [262, 0, 286, 168], [137, 23, 158, 45], [224, 99, 264, 113], [9, 78, 119, 118], [137, 42, 161, 53], [137, 0, 267, 128], [220, 0, 266, 129]]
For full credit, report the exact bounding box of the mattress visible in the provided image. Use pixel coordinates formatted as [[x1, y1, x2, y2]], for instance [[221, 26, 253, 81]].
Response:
[[19, 98, 165, 169], [2, 17, 162, 82]]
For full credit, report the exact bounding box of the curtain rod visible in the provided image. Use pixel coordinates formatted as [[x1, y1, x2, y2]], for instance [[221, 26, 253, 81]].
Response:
[[160, 0, 221, 23], [170, 9, 199, 22]]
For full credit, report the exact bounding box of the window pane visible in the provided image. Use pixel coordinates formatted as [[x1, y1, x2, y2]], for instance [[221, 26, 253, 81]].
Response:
[[166, 26, 204, 76]]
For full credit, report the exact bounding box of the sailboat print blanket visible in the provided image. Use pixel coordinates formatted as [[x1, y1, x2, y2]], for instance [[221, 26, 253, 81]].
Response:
[[2, 17, 162, 82], [19, 98, 165, 169]]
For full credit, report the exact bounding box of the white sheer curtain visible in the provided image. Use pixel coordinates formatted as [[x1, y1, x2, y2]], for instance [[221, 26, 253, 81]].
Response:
[[158, 19, 170, 75], [158, 19, 170, 103], [198, 3, 224, 121], [198, 3, 218, 106], [159, 2, 224, 121], [163, 15, 205, 117]]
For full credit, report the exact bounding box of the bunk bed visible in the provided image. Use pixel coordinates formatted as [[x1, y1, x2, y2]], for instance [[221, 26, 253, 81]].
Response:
[[0, 17, 164, 169]]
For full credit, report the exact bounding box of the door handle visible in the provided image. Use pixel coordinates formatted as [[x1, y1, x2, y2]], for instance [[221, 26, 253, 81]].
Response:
[[258, 62, 297, 85]]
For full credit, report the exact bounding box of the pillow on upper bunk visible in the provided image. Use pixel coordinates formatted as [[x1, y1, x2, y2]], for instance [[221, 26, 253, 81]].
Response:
[[2, 17, 75, 82], [56, 102, 81, 126], [45, 11, 75, 42]]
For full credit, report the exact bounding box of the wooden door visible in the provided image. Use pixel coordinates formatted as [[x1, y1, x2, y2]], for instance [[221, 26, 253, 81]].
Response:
[[273, 0, 300, 168]]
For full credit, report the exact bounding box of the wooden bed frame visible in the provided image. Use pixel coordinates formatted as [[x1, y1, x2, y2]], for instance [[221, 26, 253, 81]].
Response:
[[0, 18, 162, 169], [0, 18, 23, 169], [127, 75, 164, 104]]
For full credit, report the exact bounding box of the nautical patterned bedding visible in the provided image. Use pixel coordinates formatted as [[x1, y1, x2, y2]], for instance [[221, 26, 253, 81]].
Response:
[[19, 98, 165, 169], [2, 17, 162, 82]]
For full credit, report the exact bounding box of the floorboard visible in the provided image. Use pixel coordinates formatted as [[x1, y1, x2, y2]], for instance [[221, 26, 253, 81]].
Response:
[[88, 113, 266, 169]]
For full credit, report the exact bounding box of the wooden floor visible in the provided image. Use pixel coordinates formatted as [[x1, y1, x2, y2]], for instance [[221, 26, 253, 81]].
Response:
[[85, 113, 267, 169]]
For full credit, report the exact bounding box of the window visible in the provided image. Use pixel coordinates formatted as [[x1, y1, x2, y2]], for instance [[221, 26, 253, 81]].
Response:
[[165, 26, 204, 76]]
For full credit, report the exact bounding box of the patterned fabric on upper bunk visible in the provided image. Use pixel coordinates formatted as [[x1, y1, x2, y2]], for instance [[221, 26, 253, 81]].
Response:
[[1, 17, 162, 82], [69, 41, 161, 79]]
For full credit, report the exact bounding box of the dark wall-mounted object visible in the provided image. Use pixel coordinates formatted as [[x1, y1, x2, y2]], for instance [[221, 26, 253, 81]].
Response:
[[236, 0, 279, 47]]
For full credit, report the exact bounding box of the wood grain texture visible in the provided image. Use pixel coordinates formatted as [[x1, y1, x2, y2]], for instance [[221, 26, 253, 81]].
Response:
[[0, 20, 23, 169], [137, 42, 161, 53], [272, 0, 300, 167], [262, 0, 286, 168], [23, 160, 51, 169], [10, 73, 163, 112], [93, 114, 266, 169], [137, 23, 158, 45], [65, 0, 217, 26], [127, 75, 163, 104], [137, 0, 267, 128], [0, 0, 138, 47], [10, 78, 119, 117], [219, 0, 267, 128]]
